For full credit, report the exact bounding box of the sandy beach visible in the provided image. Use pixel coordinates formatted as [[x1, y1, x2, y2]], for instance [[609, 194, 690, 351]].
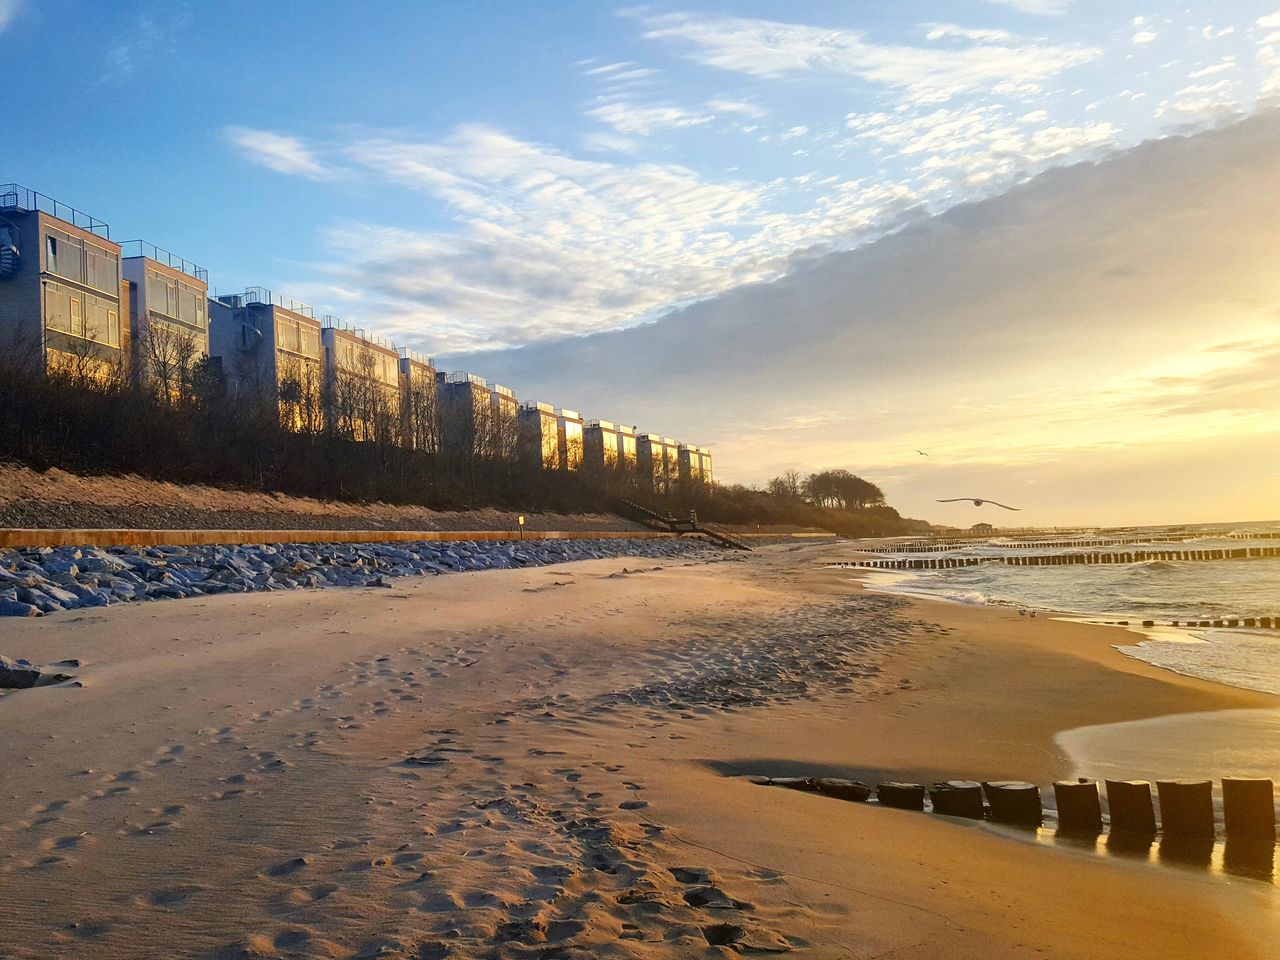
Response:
[[1, 541, 1276, 959]]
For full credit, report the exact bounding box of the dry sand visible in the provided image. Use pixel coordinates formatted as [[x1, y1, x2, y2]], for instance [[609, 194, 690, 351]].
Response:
[[0, 542, 1276, 958]]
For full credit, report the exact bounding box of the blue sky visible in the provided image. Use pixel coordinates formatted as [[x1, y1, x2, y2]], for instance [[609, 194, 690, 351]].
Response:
[[6, 1, 1280, 521], [6, 1, 1276, 352]]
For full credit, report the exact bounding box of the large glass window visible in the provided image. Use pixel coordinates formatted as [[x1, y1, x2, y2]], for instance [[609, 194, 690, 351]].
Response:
[[85, 243, 118, 293], [43, 280, 120, 347], [45, 230, 84, 283]]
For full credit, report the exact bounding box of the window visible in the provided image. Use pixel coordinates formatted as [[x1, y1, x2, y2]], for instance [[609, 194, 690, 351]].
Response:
[[46, 230, 85, 283], [147, 271, 180, 318], [179, 287, 200, 326], [43, 280, 120, 347], [85, 244, 118, 293]]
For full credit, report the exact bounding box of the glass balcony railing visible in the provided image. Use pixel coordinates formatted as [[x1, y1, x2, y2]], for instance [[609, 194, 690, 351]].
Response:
[[120, 240, 209, 283], [0, 183, 110, 238]]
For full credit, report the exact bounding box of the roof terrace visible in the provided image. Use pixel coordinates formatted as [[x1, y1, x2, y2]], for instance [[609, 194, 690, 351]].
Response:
[[121, 240, 208, 283], [321, 315, 397, 353], [446, 371, 488, 387], [217, 286, 315, 317], [0, 183, 111, 238]]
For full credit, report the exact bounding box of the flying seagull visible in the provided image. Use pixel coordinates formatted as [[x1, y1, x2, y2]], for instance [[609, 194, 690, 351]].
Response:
[[936, 498, 1021, 511], [916, 449, 929, 456]]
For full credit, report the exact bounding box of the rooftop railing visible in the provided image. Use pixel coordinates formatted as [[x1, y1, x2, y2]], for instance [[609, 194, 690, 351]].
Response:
[[587, 419, 618, 431], [120, 240, 209, 283], [557, 408, 582, 421], [320, 315, 397, 352], [446, 371, 487, 387], [398, 346, 436, 369], [232, 286, 315, 317], [0, 183, 111, 238], [493, 384, 515, 399], [521, 401, 555, 414]]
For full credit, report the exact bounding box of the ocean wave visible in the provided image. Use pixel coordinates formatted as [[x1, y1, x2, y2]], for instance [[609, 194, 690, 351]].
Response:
[[1125, 558, 1181, 573]]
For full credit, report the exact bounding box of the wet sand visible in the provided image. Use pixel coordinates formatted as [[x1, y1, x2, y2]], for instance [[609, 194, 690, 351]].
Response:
[[0, 542, 1276, 958]]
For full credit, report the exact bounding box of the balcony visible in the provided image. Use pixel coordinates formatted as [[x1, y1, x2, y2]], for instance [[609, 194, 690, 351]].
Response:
[[0, 183, 110, 238], [120, 240, 209, 283]]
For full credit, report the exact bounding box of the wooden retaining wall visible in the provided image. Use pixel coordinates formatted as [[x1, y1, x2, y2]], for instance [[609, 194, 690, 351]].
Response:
[[0, 528, 838, 550]]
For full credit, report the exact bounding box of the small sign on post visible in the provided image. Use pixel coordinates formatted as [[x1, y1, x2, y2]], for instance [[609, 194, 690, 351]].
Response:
[[518, 515, 525, 540]]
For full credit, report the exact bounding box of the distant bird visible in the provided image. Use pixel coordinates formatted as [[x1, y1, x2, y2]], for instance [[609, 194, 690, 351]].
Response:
[[936, 498, 1021, 511], [916, 450, 929, 457]]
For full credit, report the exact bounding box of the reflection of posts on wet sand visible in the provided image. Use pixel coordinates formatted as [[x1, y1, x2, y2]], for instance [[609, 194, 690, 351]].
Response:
[[1224, 838, 1275, 881]]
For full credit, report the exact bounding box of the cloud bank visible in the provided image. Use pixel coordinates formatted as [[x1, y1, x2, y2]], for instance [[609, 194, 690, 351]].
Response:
[[443, 111, 1280, 526]]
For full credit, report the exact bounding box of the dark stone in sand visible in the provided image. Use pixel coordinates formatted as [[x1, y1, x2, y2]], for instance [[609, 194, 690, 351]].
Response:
[[0, 657, 41, 689]]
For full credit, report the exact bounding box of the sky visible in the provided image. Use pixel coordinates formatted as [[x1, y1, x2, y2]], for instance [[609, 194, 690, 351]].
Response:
[[5, 1, 1280, 526]]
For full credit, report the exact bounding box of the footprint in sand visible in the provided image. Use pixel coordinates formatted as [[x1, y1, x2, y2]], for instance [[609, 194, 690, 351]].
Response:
[[140, 884, 208, 908]]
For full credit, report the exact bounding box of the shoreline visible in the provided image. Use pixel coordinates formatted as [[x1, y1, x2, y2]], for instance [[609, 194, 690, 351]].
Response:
[[1, 541, 1276, 958]]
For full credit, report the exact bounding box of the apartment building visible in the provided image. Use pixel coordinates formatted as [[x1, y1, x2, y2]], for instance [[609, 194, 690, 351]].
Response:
[[557, 408, 584, 472], [583, 419, 621, 471], [320, 318, 402, 443], [208, 287, 324, 431], [491, 384, 518, 460], [678, 443, 714, 484], [0, 184, 125, 376], [399, 349, 439, 454], [121, 240, 209, 395], [439, 371, 492, 459], [638, 434, 680, 492], [519, 401, 560, 469]]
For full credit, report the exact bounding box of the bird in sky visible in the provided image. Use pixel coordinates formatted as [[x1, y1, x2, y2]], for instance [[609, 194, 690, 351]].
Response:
[[936, 498, 1021, 511], [916, 449, 929, 456]]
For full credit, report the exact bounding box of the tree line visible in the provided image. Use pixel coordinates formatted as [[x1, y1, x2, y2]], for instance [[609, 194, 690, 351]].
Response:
[[0, 325, 918, 535]]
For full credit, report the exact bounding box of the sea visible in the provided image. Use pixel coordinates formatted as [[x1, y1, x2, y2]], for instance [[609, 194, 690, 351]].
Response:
[[854, 521, 1280, 697]]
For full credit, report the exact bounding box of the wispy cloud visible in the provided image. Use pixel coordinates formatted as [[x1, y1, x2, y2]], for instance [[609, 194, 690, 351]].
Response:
[[102, 11, 190, 82], [0, 0, 18, 33], [586, 101, 717, 135], [224, 127, 335, 180], [632, 10, 1099, 104], [983, 0, 1071, 14]]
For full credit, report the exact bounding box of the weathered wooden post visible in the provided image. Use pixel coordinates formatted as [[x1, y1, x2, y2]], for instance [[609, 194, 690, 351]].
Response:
[[877, 782, 926, 811], [1156, 780, 1214, 839], [1222, 778, 1276, 840], [1106, 780, 1157, 834], [983, 781, 1042, 825], [929, 780, 985, 819], [1054, 779, 1102, 833]]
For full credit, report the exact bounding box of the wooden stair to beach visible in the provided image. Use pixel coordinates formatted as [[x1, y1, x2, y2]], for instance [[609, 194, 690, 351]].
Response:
[[615, 498, 752, 551]]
